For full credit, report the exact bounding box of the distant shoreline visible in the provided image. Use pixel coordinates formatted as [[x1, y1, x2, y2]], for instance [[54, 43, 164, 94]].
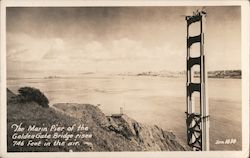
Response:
[[118, 70, 242, 79], [7, 70, 241, 80]]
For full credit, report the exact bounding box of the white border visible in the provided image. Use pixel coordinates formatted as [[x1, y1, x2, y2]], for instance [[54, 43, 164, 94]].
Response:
[[0, 0, 249, 158]]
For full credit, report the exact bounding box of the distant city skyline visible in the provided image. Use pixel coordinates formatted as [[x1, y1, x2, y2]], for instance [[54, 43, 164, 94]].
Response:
[[7, 7, 241, 77]]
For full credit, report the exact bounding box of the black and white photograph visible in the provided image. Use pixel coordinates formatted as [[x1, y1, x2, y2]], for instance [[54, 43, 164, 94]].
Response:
[[0, 0, 249, 158]]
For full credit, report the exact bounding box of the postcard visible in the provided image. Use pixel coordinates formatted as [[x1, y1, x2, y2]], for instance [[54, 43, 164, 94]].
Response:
[[0, 0, 249, 158]]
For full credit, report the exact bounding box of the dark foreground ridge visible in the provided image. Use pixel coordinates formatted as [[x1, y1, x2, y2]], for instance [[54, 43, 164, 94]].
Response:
[[7, 88, 190, 152]]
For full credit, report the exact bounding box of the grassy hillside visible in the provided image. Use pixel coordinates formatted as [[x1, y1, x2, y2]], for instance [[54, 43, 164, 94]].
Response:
[[7, 88, 190, 152]]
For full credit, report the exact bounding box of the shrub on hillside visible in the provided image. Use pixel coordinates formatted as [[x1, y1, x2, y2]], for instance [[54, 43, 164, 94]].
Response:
[[18, 87, 49, 108]]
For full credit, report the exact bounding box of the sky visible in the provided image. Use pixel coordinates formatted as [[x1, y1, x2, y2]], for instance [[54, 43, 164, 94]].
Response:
[[6, 6, 241, 77]]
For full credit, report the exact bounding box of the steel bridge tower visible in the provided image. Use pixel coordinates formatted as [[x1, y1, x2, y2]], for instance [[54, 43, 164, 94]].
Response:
[[185, 10, 209, 151]]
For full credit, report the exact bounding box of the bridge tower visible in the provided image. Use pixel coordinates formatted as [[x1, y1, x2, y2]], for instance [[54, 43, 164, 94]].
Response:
[[185, 10, 209, 151]]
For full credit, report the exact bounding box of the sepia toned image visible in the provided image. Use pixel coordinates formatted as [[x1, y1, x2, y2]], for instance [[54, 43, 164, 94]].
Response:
[[2, 1, 248, 156]]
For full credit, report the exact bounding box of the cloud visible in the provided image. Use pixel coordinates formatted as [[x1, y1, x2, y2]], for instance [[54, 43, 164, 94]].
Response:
[[7, 7, 241, 75], [7, 33, 68, 62], [7, 31, 186, 73]]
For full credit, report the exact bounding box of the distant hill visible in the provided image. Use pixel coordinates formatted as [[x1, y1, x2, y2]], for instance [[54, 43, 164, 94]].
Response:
[[208, 70, 241, 79], [44, 76, 61, 79], [119, 70, 241, 79], [194, 70, 241, 79], [118, 71, 185, 78]]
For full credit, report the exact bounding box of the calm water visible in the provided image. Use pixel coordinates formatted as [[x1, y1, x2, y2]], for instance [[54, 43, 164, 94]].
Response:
[[7, 75, 242, 150]]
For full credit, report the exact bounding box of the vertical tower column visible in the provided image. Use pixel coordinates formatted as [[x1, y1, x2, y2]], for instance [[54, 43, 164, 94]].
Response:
[[200, 14, 210, 151]]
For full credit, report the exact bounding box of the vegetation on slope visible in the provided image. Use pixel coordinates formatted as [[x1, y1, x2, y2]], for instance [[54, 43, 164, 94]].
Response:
[[7, 88, 190, 152]]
